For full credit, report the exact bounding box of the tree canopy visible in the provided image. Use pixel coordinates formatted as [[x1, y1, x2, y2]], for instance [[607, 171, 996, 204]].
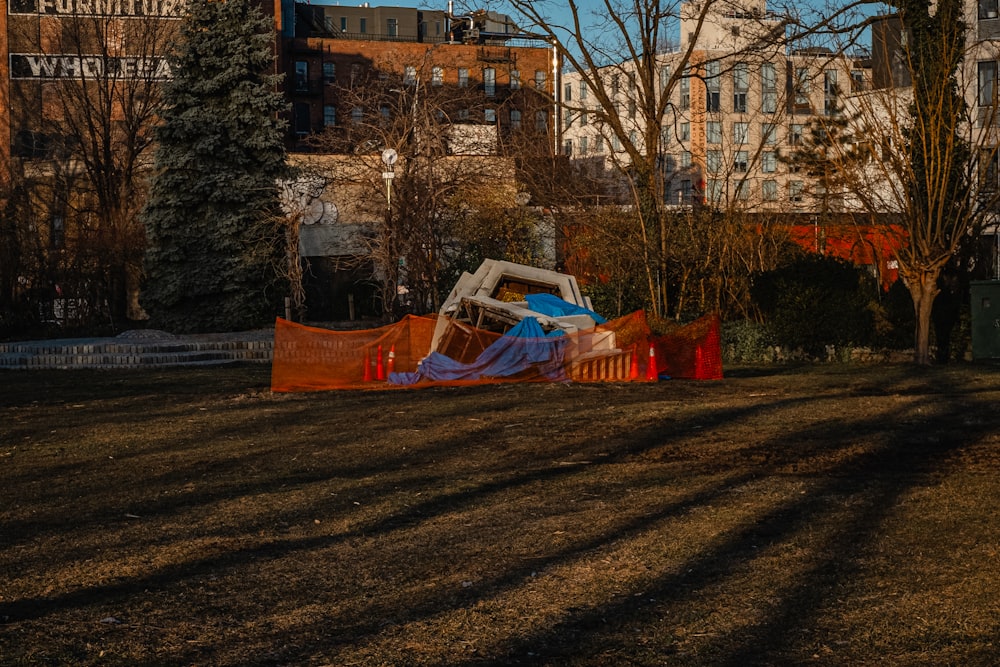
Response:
[[142, 0, 289, 333]]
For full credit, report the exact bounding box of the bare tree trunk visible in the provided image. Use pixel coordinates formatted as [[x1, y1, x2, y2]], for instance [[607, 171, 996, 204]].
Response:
[[906, 269, 941, 365], [285, 222, 305, 321]]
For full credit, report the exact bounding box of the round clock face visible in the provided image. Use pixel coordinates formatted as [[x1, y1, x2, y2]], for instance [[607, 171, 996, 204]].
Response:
[[381, 148, 398, 166]]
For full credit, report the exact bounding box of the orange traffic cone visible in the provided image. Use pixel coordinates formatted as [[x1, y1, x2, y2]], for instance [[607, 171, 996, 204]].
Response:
[[386, 345, 396, 376], [629, 344, 639, 380], [363, 348, 372, 381], [646, 343, 658, 381], [376, 344, 385, 381]]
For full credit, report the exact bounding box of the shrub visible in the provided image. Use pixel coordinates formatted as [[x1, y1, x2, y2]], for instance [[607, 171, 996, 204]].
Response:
[[751, 255, 877, 355], [722, 319, 776, 364]]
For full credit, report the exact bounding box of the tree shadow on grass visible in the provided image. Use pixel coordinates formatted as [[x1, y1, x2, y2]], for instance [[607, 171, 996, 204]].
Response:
[[2, 369, 999, 666]]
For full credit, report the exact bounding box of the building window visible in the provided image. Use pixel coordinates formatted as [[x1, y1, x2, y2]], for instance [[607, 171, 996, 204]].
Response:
[[534, 70, 546, 90], [763, 151, 776, 173], [733, 62, 748, 113], [824, 70, 838, 115], [579, 80, 588, 99], [351, 107, 363, 124], [294, 61, 308, 91], [564, 112, 573, 130], [680, 69, 690, 110], [734, 150, 748, 172], [762, 179, 778, 201], [707, 179, 723, 202], [681, 150, 691, 167], [484, 68, 496, 96], [733, 91, 747, 114], [564, 82, 573, 101], [510, 109, 522, 129], [979, 61, 997, 106], [404, 65, 416, 85], [580, 112, 588, 127], [851, 69, 866, 92], [432, 66, 443, 86], [510, 69, 520, 90], [628, 99, 636, 120], [733, 122, 748, 144], [340, 16, 347, 31], [659, 65, 671, 90], [380, 105, 391, 123], [680, 122, 690, 141], [611, 73, 620, 95], [323, 105, 336, 127], [458, 109, 470, 121], [535, 110, 548, 131], [707, 121, 721, 143], [386, 18, 398, 36], [323, 62, 335, 84], [630, 129, 638, 146], [458, 68, 469, 88], [677, 181, 691, 204], [359, 17, 367, 33], [762, 62, 776, 114], [50, 215, 64, 248], [736, 180, 749, 200], [564, 139, 573, 155], [794, 67, 810, 109], [706, 149, 721, 173], [790, 123, 803, 146], [613, 134, 621, 151], [580, 136, 588, 154], [789, 180, 804, 202], [350, 63, 361, 86], [980, 0, 998, 19], [762, 123, 777, 145], [485, 108, 496, 123], [679, 180, 692, 203], [705, 61, 720, 112]]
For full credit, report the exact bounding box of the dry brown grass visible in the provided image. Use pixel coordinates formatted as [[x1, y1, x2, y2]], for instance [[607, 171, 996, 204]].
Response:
[[2, 363, 1000, 666]]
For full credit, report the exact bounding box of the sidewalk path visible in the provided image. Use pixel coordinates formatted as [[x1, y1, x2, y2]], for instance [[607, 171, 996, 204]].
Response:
[[0, 328, 274, 370]]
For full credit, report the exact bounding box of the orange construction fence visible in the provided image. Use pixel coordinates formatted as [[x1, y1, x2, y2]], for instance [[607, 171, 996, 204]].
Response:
[[270, 311, 723, 392]]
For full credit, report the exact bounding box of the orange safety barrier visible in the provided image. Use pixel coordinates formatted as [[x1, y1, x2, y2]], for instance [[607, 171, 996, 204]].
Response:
[[270, 311, 723, 392]]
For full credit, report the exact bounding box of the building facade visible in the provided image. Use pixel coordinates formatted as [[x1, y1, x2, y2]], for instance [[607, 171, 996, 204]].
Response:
[[559, 1, 870, 214], [275, 1, 557, 155]]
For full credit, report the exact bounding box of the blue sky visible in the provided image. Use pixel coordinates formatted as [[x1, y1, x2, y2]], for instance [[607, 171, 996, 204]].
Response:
[[305, 0, 877, 59]]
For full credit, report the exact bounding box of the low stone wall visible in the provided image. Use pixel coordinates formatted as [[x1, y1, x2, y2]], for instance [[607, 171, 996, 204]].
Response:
[[0, 330, 274, 370]]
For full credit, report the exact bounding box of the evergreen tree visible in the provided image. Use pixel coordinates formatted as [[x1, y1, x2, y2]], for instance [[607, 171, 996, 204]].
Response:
[[142, 0, 288, 333]]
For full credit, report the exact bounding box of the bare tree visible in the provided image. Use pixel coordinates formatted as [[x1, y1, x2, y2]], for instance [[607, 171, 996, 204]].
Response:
[[500, 0, 798, 316], [11, 9, 175, 325], [812, 2, 1000, 363], [310, 51, 545, 316], [0, 163, 46, 334]]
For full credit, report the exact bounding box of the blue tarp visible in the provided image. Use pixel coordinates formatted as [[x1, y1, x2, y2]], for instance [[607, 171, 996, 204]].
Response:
[[389, 316, 570, 385], [525, 293, 607, 324]]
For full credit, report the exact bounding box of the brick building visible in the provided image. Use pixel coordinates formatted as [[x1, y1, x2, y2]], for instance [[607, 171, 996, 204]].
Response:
[[274, 1, 557, 155], [1, 0, 179, 165]]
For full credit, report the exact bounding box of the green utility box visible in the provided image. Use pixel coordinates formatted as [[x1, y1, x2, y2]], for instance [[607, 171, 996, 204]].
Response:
[[970, 280, 1000, 359]]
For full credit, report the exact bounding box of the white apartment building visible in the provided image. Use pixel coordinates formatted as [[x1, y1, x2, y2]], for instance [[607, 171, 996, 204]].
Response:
[[559, 1, 870, 213]]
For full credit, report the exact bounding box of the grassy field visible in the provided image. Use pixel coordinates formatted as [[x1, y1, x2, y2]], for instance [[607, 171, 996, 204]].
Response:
[[2, 363, 1000, 666]]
